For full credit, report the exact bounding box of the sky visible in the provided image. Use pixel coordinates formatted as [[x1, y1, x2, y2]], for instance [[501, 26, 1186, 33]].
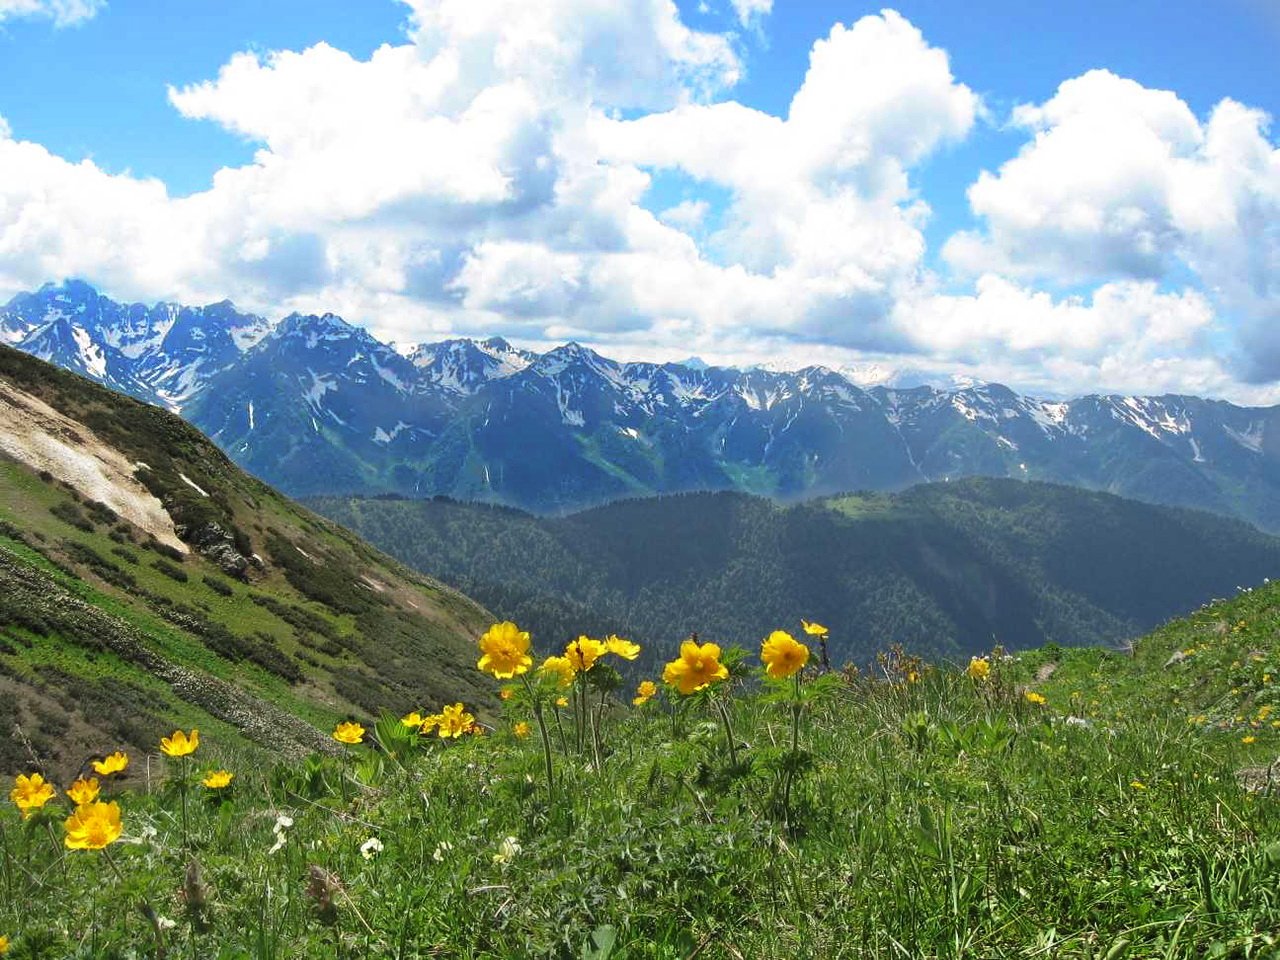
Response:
[[0, 0, 1277, 401]]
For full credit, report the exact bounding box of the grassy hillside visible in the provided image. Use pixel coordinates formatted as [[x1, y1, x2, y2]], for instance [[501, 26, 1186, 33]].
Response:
[[1, 591, 1277, 957], [0, 344, 494, 776], [308, 481, 1280, 668]]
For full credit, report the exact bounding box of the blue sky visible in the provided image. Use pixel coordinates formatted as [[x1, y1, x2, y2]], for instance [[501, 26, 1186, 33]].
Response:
[[0, 0, 1277, 400]]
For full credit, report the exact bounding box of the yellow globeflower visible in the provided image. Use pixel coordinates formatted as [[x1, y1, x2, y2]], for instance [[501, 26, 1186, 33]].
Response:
[[418, 714, 442, 735], [632, 680, 658, 706], [477, 621, 533, 679], [63, 801, 123, 851], [1024, 691, 1047, 706], [605, 635, 642, 660], [10, 773, 56, 819], [565, 636, 608, 673], [92, 751, 129, 777], [202, 770, 234, 789], [761, 630, 809, 680], [801, 620, 829, 638], [555, 696, 570, 709], [538, 655, 577, 688], [965, 657, 991, 681], [160, 729, 199, 757], [435, 703, 476, 739], [332, 721, 365, 744], [663, 640, 729, 695], [0, 934, 8, 954], [513, 721, 531, 738], [67, 777, 101, 807], [401, 711, 426, 728], [1242, 735, 1257, 745]]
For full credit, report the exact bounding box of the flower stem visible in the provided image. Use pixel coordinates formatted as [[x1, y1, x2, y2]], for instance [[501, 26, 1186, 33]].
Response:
[[521, 675, 556, 801], [715, 696, 739, 767]]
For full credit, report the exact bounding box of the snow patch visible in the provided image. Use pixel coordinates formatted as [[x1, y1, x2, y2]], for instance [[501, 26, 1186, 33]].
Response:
[[1225, 422, 1265, 453], [179, 473, 209, 497], [0, 381, 187, 552]]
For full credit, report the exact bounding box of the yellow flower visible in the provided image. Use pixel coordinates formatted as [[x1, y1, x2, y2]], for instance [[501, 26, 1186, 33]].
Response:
[[202, 770, 234, 789], [1130, 780, 1147, 790], [605, 635, 641, 660], [0, 934, 8, 954], [160, 729, 199, 757], [801, 619, 829, 638], [906, 670, 920, 684], [761, 630, 809, 680], [419, 714, 441, 735], [499, 686, 516, 701], [555, 696, 569, 709], [538, 655, 577, 688], [1024, 691, 1047, 706], [663, 640, 729, 695], [332, 721, 365, 745], [435, 703, 476, 739], [632, 680, 658, 706], [63, 801, 123, 851], [10, 773, 56, 819], [476, 621, 533, 679], [92, 751, 129, 777], [67, 777, 100, 806], [965, 657, 991, 681], [401, 711, 426, 728], [1242, 735, 1257, 745], [565, 636, 608, 673], [513, 721, 531, 738]]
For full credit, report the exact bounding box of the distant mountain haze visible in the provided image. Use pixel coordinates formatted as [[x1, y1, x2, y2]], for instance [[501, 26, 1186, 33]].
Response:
[[7, 281, 1280, 529]]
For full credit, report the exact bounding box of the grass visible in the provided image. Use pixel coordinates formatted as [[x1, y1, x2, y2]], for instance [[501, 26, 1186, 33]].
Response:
[[2, 614, 1278, 959]]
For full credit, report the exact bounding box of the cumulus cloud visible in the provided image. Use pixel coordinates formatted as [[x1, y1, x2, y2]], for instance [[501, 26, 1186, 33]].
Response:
[[1, 4, 1278, 401], [945, 69, 1280, 382], [0, 0, 102, 26]]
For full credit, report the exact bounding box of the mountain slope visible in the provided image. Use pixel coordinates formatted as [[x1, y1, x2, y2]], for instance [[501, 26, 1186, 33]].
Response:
[[9, 281, 1280, 527], [0, 344, 493, 776], [308, 480, 1280, 668]]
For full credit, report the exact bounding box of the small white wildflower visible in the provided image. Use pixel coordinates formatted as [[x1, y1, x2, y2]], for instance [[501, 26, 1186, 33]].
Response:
[[156, 917, 177, 931], [139, 824, 158, 840], [432, 840, 454, 862], [360, 837, 384, 860], [274, 814, 294, 833], [492, 836, 521, 866]]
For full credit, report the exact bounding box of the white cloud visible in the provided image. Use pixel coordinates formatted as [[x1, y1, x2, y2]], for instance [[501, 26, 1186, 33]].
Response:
[[658, 199, 709, 230], [0, 0, 103, 26], [729, 0, 771, 27], [2, 6, 1278, 401], [945, 69, 1280, 381]]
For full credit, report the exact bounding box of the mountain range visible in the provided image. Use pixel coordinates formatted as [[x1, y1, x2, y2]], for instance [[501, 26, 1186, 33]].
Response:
[[7, 280, 1280, 528]]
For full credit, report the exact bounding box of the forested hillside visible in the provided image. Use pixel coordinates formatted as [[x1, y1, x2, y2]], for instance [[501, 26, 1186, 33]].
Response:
[[310, 479, 1280, 667]]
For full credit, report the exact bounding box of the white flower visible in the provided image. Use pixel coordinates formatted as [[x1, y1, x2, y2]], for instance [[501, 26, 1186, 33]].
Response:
[[139, 824, 158, 840], [273, 814, 294, 833], [432, 840, 454, 862], [360, 837, 384, 860], [492, 836, 521, 866], [156, 917, 177, 931]]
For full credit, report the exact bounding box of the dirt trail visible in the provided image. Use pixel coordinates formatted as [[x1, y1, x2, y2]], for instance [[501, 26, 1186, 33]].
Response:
[[0, 378, 187, 552]]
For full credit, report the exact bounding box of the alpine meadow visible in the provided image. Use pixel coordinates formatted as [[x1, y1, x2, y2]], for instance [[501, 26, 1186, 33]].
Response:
[[2, 1, 1280, 958]]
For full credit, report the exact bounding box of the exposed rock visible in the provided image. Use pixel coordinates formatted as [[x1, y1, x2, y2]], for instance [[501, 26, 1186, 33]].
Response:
[[175, 521, 254, 580]]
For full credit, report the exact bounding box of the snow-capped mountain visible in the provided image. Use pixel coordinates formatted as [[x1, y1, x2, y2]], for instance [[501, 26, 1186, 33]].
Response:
[[0, 281, 269, 410], [7, 281, 1280, 528]]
